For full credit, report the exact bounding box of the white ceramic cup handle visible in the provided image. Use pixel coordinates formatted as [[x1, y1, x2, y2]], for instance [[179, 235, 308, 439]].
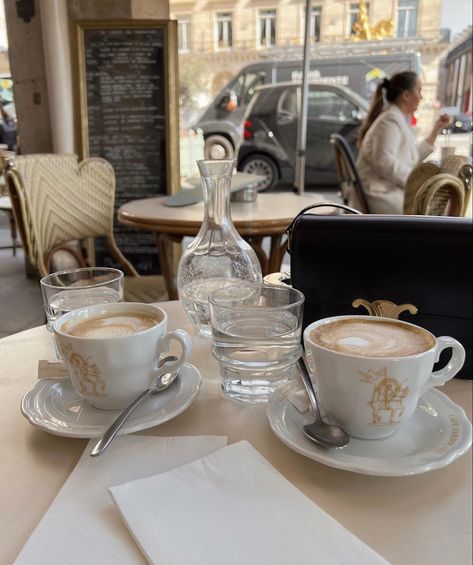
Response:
[[154, 329, 192, 377], [422, 336, 465, 394]]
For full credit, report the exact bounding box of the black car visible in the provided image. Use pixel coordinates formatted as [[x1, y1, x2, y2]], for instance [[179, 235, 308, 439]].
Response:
[[236, 82, 368, 189]]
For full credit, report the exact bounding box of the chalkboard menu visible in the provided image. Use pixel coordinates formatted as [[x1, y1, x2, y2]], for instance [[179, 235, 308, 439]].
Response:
[[73, 20, 179, 274]]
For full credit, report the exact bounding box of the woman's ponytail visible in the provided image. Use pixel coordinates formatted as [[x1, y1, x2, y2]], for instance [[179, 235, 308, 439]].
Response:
[[357, 82, 385, 148]]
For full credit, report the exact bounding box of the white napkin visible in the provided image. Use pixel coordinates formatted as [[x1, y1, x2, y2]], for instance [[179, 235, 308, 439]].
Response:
[[110, 441, 387, 565], [15, 435, 227, 564]]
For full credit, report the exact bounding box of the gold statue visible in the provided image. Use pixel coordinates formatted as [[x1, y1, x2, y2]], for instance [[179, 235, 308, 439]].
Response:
[[351, 0, 394, 41]]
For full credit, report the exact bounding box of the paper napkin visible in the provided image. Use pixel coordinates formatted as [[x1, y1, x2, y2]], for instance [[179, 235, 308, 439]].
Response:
[[110, 441, 387, 565], [15, 435, 227, 564]]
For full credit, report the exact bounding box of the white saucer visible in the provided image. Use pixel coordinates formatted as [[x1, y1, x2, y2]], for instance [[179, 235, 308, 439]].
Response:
[[21, 363, 201, 438], [267, 381, 472, 476]]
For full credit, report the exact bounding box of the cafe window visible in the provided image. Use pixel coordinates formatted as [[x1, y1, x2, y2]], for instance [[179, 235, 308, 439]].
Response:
[[348, 3, 370, 36], [258, 9, 276, 48], [177, 16, 191, 52], [216, 12, 233, 50], [396, 0, 418, 38]]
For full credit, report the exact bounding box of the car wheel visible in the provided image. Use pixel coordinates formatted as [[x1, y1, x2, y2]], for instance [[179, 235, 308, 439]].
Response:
[[240, 154, 279, 191], [204, 135, 234, 159]]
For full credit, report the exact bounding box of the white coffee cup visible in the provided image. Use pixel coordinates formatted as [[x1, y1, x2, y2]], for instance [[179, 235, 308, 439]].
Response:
[[54, 302, 192, 410], [303, 315, 465, 440]]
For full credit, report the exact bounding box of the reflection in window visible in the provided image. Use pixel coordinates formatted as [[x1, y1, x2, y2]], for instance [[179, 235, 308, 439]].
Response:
[[259, 10, 276, 48], [177, 16, 191, 52], [348, 3, 370, 35], [216, 12, 233, 49], [397, 0, 418, 38], [308, 90, 357, 122]]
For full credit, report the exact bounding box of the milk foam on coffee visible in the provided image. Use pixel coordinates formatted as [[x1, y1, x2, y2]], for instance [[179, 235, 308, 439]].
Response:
[[309, 318, 434, 357], [62, 312, 160, 338]]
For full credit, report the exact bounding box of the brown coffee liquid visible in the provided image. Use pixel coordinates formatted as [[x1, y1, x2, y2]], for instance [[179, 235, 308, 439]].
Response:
[[309, 318, 434, 357], [63, 312, 161, 338]]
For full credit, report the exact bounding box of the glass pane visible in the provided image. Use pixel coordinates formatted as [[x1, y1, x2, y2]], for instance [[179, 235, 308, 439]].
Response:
[[308, 90, 356, 121], [397, 10, 407, 37], [243, 71, 266, 104]]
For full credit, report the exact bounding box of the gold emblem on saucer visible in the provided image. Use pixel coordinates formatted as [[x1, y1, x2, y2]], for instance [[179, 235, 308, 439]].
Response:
[[360, 368, 409, 425], [59, 343, 106, 396], [352, 299, 418, 320]]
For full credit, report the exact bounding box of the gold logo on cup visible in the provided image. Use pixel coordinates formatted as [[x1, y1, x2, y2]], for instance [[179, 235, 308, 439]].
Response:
[[360, 368, 409, 425], [59, 343, 106, 397]]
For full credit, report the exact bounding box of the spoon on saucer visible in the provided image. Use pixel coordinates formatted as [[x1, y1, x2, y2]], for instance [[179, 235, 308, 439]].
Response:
[[90, 356, 180, 457], [297, 356, 349, 449]]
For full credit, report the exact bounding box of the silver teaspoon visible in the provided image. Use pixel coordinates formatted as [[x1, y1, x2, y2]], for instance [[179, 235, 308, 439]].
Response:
[[297, 356, 349, 449], [90, 356, 180, 457]]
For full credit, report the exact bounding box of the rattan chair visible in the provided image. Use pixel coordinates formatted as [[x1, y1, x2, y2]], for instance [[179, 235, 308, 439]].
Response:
[[404, 162, 465, 216], [6, 154, 167, 303], [329, 133, 371, 214]]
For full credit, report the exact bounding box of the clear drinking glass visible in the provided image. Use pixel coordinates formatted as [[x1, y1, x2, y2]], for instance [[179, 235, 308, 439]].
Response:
[[177, 159, 262, 338], [40, 267, 124, 355], [209, 282, 304, 404]]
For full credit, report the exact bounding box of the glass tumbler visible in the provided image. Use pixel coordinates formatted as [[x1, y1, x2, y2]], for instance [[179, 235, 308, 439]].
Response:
[[209, 283, 304, 404], [40, 267, 124, 356]]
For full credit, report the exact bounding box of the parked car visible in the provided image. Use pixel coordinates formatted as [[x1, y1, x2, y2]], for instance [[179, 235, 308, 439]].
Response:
[[236, 82, 368, 189], [194, 52, 419, 160], [439, 106, 473, 134]]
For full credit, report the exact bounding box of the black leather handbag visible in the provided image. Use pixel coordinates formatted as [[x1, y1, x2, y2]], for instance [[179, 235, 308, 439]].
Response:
[[287, 203, 472, 378]]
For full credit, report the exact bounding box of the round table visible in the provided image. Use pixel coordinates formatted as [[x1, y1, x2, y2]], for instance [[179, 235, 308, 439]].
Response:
[[118, 192, 326, 299], [0, 301, 471, 564]]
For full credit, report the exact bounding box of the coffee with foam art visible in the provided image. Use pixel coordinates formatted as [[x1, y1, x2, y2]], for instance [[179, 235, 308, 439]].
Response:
[[62, 312, 161, 338], [54, 303, 192, 410], [309, 318, 435, 358], [303, 315, 465, 439]]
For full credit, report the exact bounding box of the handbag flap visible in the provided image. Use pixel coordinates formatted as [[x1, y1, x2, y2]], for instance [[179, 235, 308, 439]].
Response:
[[290, 215, 471, 320]]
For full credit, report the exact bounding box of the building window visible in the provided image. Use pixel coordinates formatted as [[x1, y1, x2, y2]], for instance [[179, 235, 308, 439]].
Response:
[[258, 9, 276, 48], [396, 0, 418, 38], [348, 3, 369, 36], [177, 16, 191, 52], [311, 6, 322, 42], [216, 12, 233, 50]]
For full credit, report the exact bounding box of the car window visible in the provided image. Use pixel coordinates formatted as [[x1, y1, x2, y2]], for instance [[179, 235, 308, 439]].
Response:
[[308, 90, 357, 122], [243, 71, 266, 105], [229, 71, 266, 107], [279, 87, 298, 116]]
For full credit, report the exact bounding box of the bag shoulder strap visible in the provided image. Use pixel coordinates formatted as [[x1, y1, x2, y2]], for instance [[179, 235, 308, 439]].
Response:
[[286, 201, 362, 254]]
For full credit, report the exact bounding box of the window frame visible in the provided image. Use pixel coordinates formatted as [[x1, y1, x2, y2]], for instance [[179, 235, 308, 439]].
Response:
[[258, 9, 277, 49]]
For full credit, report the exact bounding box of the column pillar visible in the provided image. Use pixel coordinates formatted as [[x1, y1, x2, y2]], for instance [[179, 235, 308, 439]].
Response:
[[39, 0, 74, 153]]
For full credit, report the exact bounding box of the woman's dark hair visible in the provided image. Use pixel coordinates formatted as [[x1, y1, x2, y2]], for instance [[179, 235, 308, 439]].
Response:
[[358, 71, 418, 147]]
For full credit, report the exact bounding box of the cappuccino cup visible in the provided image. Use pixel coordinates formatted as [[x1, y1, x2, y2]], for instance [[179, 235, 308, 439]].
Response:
[[54, 302, 192, 410], [304, 315, 465, 440]]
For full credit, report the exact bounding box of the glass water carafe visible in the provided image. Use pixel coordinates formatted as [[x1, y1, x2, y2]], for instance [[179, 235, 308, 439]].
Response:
[[177, 159, 262, 337]]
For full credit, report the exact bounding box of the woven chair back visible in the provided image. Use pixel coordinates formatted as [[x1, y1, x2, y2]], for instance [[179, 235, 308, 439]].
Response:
[[329, 133, 371, 213], [407, 173, 464, 216], [6, 154, 135, 277]]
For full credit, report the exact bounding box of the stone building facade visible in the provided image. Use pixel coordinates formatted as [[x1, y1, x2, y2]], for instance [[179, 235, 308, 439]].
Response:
[[170, 0, 451, 133]]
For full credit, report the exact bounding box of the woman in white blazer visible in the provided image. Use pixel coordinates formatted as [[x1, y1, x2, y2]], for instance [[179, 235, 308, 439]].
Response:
[[355, 72, 450, 214]]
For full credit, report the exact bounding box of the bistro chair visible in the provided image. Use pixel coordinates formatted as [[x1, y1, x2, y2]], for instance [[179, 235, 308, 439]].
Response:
[[6, 154, 167, 303], [329, 133, 371, 214], [404, 162, 465, 216]]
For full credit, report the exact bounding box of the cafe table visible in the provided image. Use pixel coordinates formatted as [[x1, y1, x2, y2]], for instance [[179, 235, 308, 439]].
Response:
[[118, 191, 325, 299], [1, 300, 471, 564]]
